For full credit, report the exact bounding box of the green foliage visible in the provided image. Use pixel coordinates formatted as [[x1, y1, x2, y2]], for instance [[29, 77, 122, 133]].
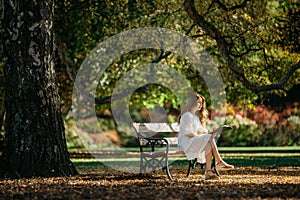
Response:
[[54, 0, 201, 113], [52, 0, 300, 112], [52, 0, 300, 148], [0, 0, 297, 112], [1, 0, 299, 149]]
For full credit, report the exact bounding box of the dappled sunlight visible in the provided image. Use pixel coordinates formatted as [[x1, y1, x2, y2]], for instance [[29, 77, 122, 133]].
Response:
[[1, 166, 298, 199]]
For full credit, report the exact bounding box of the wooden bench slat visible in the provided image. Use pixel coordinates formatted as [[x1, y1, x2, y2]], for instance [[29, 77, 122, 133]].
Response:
[[164, 137, 178, 145], [141, 150, 185, 157], [133, 123, 179, 133]]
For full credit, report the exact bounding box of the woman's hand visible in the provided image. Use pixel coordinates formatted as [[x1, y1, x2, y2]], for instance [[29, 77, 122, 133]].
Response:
[[197, 130, 208, 135], [186, 133, 195, 138], [197, 126, 208, 135]]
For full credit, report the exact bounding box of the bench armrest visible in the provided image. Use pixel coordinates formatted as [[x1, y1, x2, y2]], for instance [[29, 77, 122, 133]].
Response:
[[133, 123, 180, 153], [138, 136, 170, 153]]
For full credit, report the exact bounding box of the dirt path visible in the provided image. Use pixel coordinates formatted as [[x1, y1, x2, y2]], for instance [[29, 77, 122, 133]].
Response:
[[0, 167, 299, 199]]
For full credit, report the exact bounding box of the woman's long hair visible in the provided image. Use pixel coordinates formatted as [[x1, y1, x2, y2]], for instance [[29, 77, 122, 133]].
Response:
[[178, 93, 208, 128], [195, 94, 208, 128]]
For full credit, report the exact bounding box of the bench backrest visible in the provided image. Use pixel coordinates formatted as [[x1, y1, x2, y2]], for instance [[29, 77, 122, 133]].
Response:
[[133, 123, 180, 145], [133, 123, 231, 145], [133, 123, 179, 133]]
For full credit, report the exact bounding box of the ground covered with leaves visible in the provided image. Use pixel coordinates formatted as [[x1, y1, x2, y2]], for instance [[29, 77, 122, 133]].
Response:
[[0, 165, 299, 200]]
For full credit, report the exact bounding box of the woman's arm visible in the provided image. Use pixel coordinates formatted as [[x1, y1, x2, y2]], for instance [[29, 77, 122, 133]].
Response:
[[196, 124, 208, 134], [180, 113, 198, 138]]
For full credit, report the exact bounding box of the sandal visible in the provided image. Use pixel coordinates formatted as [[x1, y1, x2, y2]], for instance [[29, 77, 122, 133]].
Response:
[[216, 160, 234, 171], [205, 170, 220, 180]]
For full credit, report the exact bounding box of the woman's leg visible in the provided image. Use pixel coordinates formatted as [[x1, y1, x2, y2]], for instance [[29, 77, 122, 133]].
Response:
[[204, 142, 213, 170], [209, 137, 234, 168], [209, 138, 222, 163], [204, 141, 220, 180]]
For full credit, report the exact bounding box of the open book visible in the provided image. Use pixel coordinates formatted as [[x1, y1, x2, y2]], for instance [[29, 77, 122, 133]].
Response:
[[209, 125, 233, 138]]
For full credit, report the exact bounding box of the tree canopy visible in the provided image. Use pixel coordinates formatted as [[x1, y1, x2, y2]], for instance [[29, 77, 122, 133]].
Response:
[[1, 0, 299, 115]]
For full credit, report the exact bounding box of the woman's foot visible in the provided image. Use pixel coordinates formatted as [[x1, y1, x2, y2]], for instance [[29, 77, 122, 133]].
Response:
[[205, 170, 220, 180], [216, 160, 234, 171]]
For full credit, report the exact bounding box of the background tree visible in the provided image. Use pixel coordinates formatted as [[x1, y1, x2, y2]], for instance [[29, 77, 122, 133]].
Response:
[[52, 0, 299, 110], [0, 0, 299, 153], [53, 0, 300, 147], [184, 0, 299, 96], [0, 0, 77, 178]]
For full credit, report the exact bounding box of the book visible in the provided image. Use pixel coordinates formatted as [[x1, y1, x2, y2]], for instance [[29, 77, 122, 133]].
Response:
[[209, 125, 233, 137]]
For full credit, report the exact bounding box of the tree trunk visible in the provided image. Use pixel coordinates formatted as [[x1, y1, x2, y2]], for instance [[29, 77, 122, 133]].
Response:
[[0, 0, 78, 178]]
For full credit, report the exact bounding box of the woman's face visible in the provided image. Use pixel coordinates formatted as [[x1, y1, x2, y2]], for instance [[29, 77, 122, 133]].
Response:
[[191, 98, 202, 112]]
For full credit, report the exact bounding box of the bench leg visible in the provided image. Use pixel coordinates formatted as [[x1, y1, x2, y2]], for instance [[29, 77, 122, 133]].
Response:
[[139, 153, 144, 175], [187, 160, 192, 177], [187, 158, 198, 177], [163, 154, 173, 180], [163, 165, 173, 180], [139, 153, 172, 180]]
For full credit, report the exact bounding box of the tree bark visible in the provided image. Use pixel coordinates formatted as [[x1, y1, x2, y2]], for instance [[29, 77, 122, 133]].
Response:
[[0, 0, 78, 178]]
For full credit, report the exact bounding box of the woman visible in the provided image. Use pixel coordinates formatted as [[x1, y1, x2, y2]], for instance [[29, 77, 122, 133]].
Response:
[[178, 93, 234, 180]]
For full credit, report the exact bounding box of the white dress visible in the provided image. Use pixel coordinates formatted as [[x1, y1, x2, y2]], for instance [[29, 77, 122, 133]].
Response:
[[178, 112, 211, 163]]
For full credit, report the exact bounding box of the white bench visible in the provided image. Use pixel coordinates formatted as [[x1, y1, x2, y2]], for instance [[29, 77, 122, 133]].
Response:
[[133, 123, 232, 180]]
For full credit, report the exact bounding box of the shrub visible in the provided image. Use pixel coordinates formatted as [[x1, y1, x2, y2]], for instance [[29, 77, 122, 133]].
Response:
[[217, 104, 300, 146]]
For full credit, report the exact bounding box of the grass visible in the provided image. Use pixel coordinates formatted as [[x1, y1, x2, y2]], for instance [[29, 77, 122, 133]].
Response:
[[70, 146, 300, 168], [72, 152, 300, 172], [70, 146, 300, 172], [69, 146, 300, 153], [218, 146, 300, 153]]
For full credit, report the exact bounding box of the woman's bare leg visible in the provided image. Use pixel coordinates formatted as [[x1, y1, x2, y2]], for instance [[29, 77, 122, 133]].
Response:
[[204, 141, 220, 180], [204, 142, 213, 170], [209, 138, 222, 163], [209, 137, 234, 168]]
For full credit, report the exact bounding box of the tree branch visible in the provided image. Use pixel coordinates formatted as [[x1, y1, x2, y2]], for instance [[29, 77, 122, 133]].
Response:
[[213, 0, 251, 11], [184, 0, 300, 93], [184, 0, 244, 75], [252, 61, 300, 92], [55, 36, 76, 82], [95, 23, 197, 105]]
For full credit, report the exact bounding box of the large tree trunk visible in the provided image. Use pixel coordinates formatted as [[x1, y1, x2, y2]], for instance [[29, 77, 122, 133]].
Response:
[[0, 0, 78, 178]]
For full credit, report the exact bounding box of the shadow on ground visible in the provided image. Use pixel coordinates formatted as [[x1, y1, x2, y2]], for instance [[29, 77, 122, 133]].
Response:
[[0, 166, 299, 199]]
